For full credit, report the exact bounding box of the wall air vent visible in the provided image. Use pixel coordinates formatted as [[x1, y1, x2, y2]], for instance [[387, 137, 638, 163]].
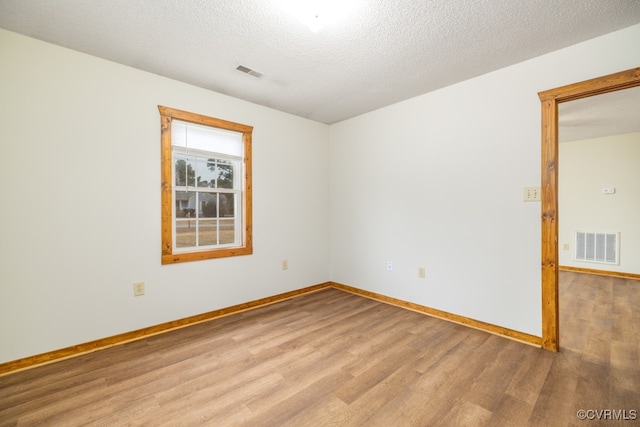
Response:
[[235, 64, 263, 78], [574, 231, 619, 265]]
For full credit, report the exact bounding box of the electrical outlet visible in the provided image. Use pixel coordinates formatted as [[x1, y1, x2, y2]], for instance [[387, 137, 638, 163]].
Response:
[[133, 281, 145, 297], [281, 259, 288, 270], [386, 261, 393, 272], [418, 267, 426, 278], [523, 187, 540, 202], [563, 243, 570, 251]]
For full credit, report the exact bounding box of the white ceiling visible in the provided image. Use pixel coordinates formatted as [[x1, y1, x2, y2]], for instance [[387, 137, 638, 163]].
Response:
[[559, 86, 640, 143], [1, 0, 640, 124]]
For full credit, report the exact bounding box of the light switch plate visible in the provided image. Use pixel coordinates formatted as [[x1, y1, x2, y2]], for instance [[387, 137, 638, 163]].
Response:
[[523, 187, 540, 201]]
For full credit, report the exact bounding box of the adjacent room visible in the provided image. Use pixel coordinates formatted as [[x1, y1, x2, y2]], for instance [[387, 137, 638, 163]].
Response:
[[1, 1, 639, 425]]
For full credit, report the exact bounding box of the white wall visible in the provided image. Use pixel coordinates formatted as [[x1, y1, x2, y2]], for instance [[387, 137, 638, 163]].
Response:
[[329, 24, 640, 336], [559, 132, 640, 273], [0, 29, 330, 364]]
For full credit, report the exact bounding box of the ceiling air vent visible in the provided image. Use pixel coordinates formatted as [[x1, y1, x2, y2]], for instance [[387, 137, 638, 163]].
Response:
[[236, 64, 263, 78]]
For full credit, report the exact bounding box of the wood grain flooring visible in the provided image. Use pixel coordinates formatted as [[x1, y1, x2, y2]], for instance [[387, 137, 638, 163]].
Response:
[[1, 272, 638, 426]]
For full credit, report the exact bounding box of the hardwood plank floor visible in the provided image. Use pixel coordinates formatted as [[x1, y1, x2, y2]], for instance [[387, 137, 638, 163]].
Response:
[[1, 272, 638, 426]]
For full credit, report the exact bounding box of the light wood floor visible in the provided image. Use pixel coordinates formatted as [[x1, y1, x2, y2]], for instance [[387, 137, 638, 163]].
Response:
[[1, 272, 638, 426]]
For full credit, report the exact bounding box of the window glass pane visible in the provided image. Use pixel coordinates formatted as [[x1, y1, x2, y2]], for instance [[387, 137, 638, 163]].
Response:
[[220, 193, 235, 217], [196, 157, 216, 188], [200, 193, 218, 218], [176, 220, 196, 248], [217, 160, 234, 189], [219, 219, 235, 244], [176, 191, 196, 218], [186, 158, 196, 187], [199, 220, 218, 246], [174, 155, 195, 187]]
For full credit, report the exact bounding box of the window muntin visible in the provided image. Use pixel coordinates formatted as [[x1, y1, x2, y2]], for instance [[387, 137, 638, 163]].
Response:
[[159, 106, 253, 264]]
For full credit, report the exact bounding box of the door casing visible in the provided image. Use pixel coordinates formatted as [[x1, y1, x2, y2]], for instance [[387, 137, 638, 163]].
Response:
[[538, 67, 640, 351]]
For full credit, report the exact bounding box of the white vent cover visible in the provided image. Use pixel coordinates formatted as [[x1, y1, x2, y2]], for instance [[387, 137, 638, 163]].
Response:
[[574, 231, 619, 265], [235, 64, 263, 78]]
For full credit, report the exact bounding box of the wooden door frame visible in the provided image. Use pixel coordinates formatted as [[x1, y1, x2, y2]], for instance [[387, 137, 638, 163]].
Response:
[[538, 67, 640, 351]]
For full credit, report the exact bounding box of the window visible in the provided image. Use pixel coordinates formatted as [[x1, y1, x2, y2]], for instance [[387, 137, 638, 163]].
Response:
[[159, 106, 253, 264]]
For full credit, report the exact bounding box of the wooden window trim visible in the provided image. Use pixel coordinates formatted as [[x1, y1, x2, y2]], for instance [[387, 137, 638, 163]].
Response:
[[159, 106, 253, 264]]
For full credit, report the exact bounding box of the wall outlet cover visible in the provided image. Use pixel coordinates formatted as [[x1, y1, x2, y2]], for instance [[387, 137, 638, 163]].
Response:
[[133, 281, 145, 296], [523, 187, 541, 202]]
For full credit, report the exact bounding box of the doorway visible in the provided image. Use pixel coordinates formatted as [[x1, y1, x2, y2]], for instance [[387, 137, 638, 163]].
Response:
[[538, 67, 640, 351]]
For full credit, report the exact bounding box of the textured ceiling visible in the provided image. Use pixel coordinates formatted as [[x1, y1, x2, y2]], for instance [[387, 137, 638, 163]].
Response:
[[1, 0, 640, 124], [559, 86, 640, 143]]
